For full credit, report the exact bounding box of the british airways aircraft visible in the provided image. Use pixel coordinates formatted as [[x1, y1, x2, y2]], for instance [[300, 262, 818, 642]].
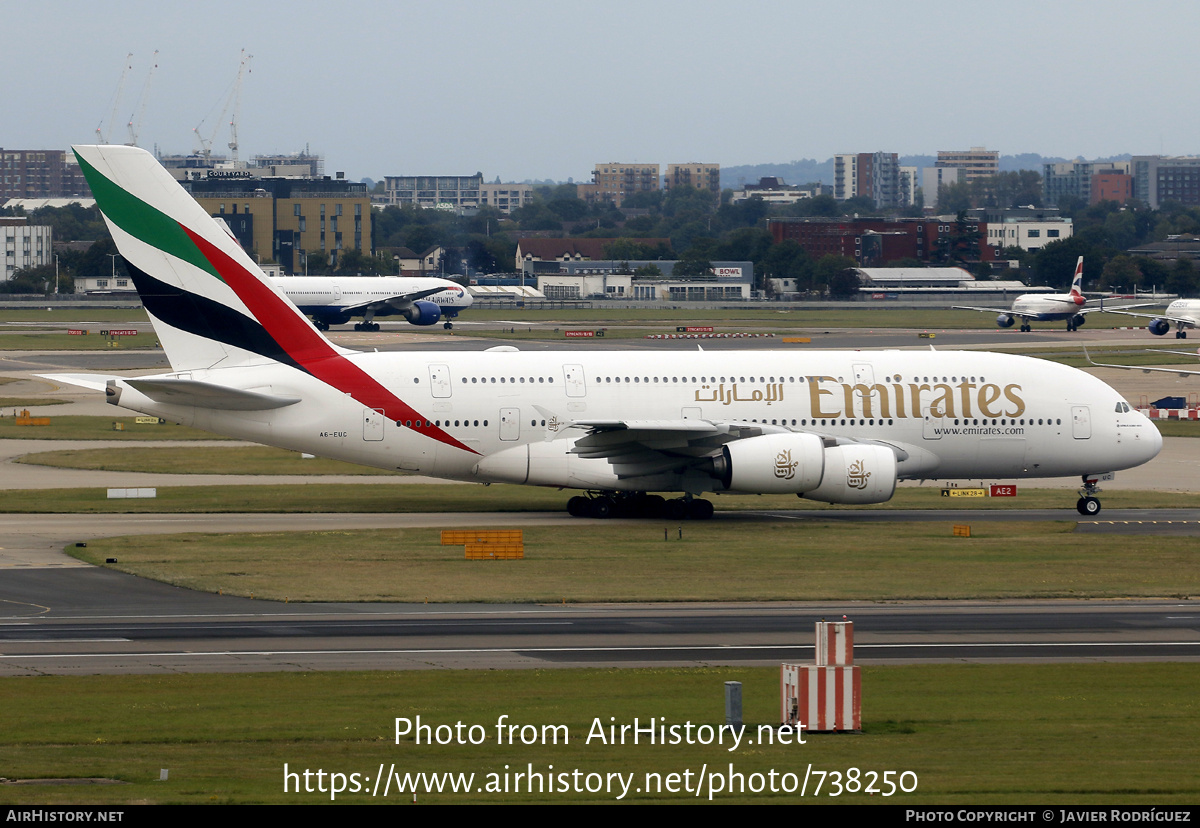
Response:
[[1103, 299, 1200, 339], [954, 257, 1150, 332], [271, 275, 472, 332], [47, 146, 1162, 519]]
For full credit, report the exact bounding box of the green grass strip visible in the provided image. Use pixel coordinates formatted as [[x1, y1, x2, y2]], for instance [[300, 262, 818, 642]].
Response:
[[0, 664, 1196, 804], [71, 520, 1200, 603]]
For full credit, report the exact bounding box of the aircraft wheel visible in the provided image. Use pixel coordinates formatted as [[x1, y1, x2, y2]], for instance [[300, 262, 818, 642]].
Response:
[[567, 496, 589, 517], [1178, 331, 1188, 339], [354, 323, 364, 332], [641, 494, 666, 518], [589, 497, 614, 519], [444, 322, 453, 330], [1076, 496, 1101, 516], [687, 499, 714, 520], [664, 499, 688, 520]]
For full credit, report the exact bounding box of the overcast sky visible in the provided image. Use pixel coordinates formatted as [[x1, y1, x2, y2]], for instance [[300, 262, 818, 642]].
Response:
[[5, 0, 1198, 182]]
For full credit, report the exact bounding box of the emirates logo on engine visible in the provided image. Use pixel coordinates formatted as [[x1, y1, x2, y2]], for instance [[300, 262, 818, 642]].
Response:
[[847, 459, 871, 490], [774, 449, 799, 480]]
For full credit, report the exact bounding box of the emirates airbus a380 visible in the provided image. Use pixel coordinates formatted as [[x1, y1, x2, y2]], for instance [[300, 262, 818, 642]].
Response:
[[46, 146, 1162, 519]]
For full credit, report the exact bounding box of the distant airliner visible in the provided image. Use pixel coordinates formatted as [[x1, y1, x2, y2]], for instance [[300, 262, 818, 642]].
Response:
[[1103, 299, 1200, 339], [271, 275, 472, 331], [955, 257, 1151, 332], [47, 146, 1163, 519]]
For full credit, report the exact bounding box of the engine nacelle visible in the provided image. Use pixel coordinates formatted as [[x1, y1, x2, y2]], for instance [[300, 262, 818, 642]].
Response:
[[715, 433, 826, 493], [402, 300, 442, 326], [996, 314, 1015, 329], [801, 444, 897, 505], [1149, 318, 1171, 336], [1072, 313, 1086, 328]]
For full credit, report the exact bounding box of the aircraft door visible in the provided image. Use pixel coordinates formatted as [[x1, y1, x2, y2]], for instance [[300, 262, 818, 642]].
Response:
[[564, 364, 586, 398], [429, 364, 452, 398], [1072, 405, 1091, 439], [922, 407, 942, 440], [499, 407, 520, 441], [363, 408, 384, 441], [852, 362, 877, 416]]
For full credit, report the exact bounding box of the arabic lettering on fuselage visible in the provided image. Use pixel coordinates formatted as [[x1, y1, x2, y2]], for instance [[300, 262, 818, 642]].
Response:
[[694, 383, 784, 405], [692, 377, 1026, 419]]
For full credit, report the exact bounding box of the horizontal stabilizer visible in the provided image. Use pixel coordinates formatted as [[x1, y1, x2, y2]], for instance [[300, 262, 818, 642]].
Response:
[[125, 378, 301, 410], [38, 373, 114, 392]]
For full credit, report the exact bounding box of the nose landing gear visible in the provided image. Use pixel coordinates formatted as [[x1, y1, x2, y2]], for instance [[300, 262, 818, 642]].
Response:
[[1076, 475, 1104, 516]]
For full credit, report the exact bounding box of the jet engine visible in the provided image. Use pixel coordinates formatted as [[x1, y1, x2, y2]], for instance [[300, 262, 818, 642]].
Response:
[[402, 300, 442, 326], [1072, 313, 1086, 328], [996, 314, 1015, 328], [801, 444, 898, 505], [714, 433, 826, 494], [1149, 318, 1171, 336]]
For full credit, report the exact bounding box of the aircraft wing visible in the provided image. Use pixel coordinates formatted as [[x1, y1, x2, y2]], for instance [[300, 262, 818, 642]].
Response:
[[1083, 347, 1200, 377], [1101, 307, 1188, 323], [562, 419, 772, 478], [339, 286, 447, 314], [952, 305, 1020, 315], [1081, 302, 1160, 315], [561, 418, 910, 480]]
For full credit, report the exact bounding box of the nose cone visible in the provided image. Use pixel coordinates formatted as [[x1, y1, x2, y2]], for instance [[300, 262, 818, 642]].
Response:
[[1124, 412, 1163, 470], [1143, 416, 1164, 462]]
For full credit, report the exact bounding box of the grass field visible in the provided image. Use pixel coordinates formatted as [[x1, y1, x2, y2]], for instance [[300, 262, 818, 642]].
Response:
[[17, 445, 402, 475], [0, 397, 67, 407], [0, 308, 147, 323], [0, 332, 159, 350], [0, 482, 1193, 514], [0, 664, 1195, 804], [71, 519, 1200, 603], [0, 415, 232, 441]]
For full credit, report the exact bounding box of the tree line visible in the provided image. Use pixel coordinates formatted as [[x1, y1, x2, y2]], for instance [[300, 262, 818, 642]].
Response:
[[6, 172, 1200, 297]]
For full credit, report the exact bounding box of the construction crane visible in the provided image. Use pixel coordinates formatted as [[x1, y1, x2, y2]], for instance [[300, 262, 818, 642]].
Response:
[[95, 53, 133, 144], [193, 50, 253, 165], [125, 50, 159, 147]]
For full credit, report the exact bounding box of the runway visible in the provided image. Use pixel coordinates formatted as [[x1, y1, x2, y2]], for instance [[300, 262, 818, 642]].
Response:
[[1, 564, 1197, 675]]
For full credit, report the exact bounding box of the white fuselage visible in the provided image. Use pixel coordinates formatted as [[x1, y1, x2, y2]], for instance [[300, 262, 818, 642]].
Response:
[[1011, 292, 1086, 321], [106, 348, 1161, 492], [1162, 299, 1200, 327], [273, 276, 473, 315]]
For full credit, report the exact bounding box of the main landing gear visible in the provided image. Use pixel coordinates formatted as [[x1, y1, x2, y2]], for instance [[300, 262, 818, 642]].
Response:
[[443, 321, 454, 330], [567, 492, 714, 520], [354, 321, 381, 332], [1076, 475, 1103, 516]]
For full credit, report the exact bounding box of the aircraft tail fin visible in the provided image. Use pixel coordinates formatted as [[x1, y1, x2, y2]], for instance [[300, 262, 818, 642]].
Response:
[[1069, 256, 1085, 297], [72, 144, 347, 373]]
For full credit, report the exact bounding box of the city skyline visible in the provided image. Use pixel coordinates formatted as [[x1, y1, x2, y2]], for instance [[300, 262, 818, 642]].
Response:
[[4, 0, 1200, 183]]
